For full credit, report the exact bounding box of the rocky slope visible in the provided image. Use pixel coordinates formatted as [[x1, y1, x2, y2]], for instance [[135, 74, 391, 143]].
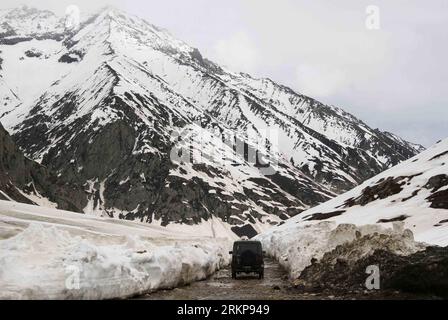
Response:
[[0, 122, 85, 211], [257, 137, 447, 294], [273, 137, 448, 244], [0, 6, 424, 235]]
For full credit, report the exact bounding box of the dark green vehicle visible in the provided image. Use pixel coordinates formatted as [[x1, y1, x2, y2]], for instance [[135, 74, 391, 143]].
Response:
[[229, 240, 265, 279]]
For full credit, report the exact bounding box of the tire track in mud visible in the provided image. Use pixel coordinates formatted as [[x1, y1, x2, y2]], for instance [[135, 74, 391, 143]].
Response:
[[139, 258, 324, 300], [137, 257, 426, 300]]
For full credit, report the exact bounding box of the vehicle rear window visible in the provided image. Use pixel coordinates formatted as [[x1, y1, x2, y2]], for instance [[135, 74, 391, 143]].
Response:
[[234, 242, 261, 253]]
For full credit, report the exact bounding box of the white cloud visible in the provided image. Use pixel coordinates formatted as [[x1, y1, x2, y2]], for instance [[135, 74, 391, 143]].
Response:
[[296, 65, 349, 98], [0, 0, 447, 145], [236, 0, 448, 145], [210, 31, 260, 73]]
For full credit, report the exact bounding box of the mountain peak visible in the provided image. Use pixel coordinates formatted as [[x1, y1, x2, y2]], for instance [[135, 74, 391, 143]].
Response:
[[2, 5, 55, 19], [95, 5, 127, 18], [0, 5, 425, 234]]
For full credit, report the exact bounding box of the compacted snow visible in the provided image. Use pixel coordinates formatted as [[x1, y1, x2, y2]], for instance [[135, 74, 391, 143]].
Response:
[[257, 138, 448, 278], [0, 200, 231, 299], [257, 221, 424, 280]]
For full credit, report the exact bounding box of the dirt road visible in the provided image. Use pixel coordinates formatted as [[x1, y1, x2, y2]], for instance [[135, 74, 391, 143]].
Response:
[[140, 258, 325, 300]]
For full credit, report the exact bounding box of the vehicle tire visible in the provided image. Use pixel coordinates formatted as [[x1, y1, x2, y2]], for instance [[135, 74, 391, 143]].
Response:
[[258, 271, 263, 280], [232, 272, 236, 279]]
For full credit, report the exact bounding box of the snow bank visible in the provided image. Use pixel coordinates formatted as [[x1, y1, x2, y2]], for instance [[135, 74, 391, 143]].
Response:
[[256, 138, 448, 280], [294, 229, 440, 294], [256, 221, 424, 279], [0, 201, 231, 299]]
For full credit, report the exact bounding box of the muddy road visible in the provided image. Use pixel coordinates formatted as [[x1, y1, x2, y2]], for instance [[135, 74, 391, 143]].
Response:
[[140, 259, 325, 300], [137, 258, 418, 300]]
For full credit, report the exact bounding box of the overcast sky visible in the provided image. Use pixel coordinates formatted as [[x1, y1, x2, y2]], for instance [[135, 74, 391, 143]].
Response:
[[1, 0, 447, 146]]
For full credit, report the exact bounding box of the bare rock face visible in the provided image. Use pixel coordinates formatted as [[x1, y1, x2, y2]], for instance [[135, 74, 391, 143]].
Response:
[[0, 122, 86, 211], [343, 175, 422, 208], [424, 174, 448, 209]]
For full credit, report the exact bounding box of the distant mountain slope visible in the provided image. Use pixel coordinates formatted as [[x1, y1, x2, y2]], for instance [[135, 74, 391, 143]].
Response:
[[263, 138, 448, 246], [0, 6, 424, 235]]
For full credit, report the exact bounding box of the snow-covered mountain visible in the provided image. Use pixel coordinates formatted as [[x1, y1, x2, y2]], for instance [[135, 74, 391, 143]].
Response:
[[261, 137, 448, 247], [257, 138, 447, 293], [0, 6, 423, 235]]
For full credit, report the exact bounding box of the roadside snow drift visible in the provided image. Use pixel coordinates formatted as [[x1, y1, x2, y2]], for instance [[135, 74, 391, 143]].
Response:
[[257, 221, 424, 279], [0, 200, 231, 299], [257, 138, 448, 278], [296, 231, 448, 296]]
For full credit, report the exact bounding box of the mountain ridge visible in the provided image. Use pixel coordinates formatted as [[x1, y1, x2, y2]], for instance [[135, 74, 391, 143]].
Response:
[[0, 6, 424, 236]]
